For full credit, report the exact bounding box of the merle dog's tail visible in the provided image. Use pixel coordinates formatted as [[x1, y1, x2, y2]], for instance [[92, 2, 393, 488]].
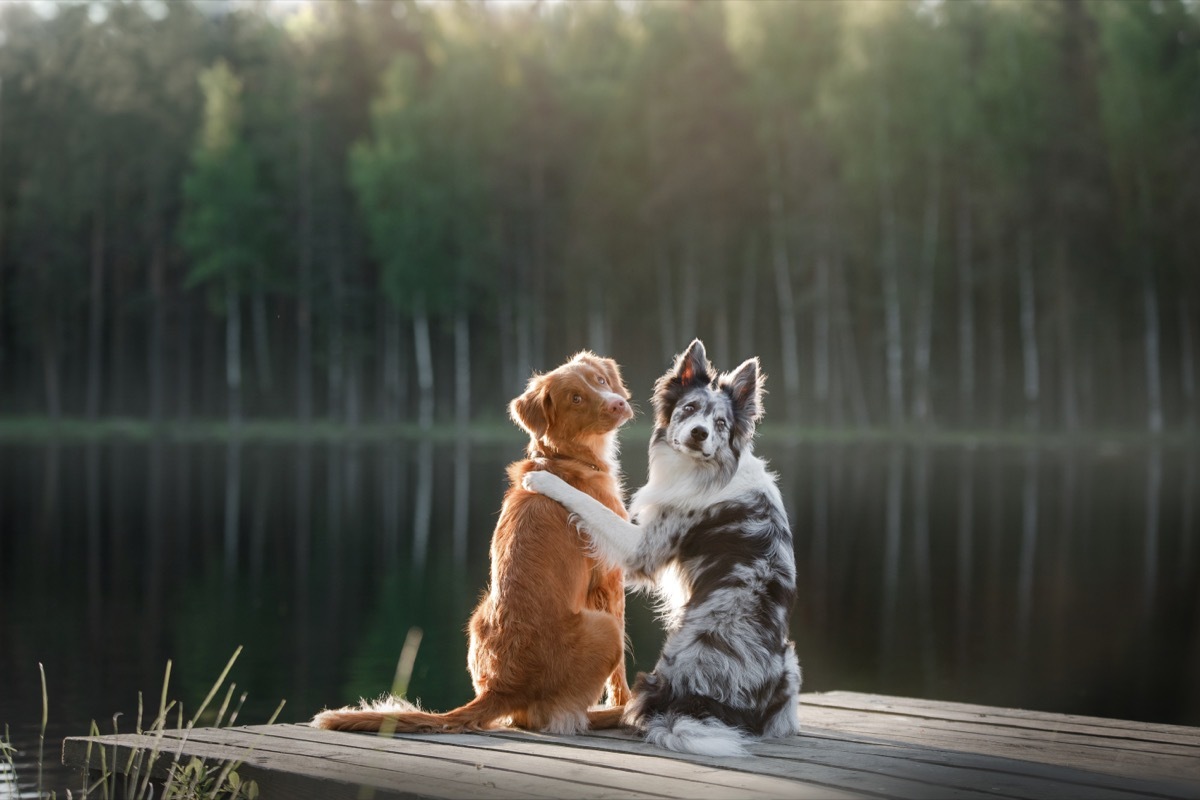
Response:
[[642, 712, 749, 757]]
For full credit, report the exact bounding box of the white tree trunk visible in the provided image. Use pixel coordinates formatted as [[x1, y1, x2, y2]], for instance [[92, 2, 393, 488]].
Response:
[[679, 233, 699, 345], [988, 254, 1007, 428], [454, 307, 470, 428], [1180, 296, 1196, 431], [881, 218, 904, 428], [956, 192, 975, 426], [767, 139, 802, 423], [87, 209, 104, 420], [225, 278, 242, 424], [813, 253, 831, 420], [587, 268, 608, 355], [148, 235, 166, 423], [832, 250, 871, 427], [655, 243, 677, 364], [515, 255, 535, 393], [177, 289, 191, 421], [327, 257, 345, 423], [738, 241, 758, 358], [1055, 239, 1079, 431], [713, 304, 731, 372], [381, 304, 403, 424], [1017, 230, 1039, 430], [912, 158, 940, 426], [296, 83, 314, 422], [1143, 274, 1164, 433], [876, 96, 904, 427], [252, 287, 272, 392], [413, 293, 434, 431]]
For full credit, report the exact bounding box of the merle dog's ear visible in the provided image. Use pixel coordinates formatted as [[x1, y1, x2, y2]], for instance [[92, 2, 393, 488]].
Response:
[[509, 375, 550, 438], [722, 357, 765, 424], [652, 339, 713, 428], [674, 339, 712, 387]]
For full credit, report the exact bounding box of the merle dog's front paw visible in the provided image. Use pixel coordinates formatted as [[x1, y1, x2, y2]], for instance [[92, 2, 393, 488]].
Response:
[[522, 470, 565, 498]]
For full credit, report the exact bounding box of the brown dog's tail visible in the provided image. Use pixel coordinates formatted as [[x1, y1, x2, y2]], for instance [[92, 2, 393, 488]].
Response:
[[586, 705, 626, 730], [311, 692, 509, 734]]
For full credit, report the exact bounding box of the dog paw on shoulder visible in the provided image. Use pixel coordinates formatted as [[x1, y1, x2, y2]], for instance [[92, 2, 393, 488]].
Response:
[[522, 470, 562, 496]]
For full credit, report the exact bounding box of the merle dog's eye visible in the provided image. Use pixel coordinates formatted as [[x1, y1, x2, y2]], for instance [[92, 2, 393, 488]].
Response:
[[715, 419, 727, 431], [572, 394, 582, 404], [683, 402, 696, 413]]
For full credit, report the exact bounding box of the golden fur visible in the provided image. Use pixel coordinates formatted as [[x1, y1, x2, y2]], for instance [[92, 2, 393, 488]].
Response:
[[312, 352, 633, 734]]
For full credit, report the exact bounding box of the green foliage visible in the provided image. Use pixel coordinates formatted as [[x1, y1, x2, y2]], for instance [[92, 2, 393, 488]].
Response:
[[0, 0, 1197, 429], [180, 60, 272, 311], [164, 757, 260, 800]]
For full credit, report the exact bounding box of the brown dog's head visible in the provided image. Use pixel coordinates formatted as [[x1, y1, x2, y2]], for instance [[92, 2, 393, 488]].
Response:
[[509, 351, 633, 448]]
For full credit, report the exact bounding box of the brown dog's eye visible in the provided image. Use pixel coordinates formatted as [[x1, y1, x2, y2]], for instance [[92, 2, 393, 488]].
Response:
[[597, 376, 607, 384], [572, 394, 582, 404]]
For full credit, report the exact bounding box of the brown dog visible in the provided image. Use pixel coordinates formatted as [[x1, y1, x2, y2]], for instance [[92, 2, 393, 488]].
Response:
[[312, 351, 634, 734]]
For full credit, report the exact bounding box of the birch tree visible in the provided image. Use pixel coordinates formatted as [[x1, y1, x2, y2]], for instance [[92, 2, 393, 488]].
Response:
[[180, 60, 269, 424]]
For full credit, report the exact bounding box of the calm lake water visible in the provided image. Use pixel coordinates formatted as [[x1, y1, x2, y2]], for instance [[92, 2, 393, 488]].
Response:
[[1, 434, 1198, 796]]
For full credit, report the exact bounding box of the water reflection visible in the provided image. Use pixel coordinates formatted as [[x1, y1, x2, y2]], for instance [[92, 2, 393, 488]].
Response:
[[0, 436, 1198, 796], [954, 447, 974, 675], [1017, 448, 1038, 661]]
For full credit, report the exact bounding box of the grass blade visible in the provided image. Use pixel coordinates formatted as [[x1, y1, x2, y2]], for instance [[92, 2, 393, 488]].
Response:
[[188, 646, 242, 729]]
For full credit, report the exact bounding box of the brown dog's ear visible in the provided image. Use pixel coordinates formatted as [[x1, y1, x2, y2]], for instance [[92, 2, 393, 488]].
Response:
[[509, 377, 550, 439], [598, 357, 629, 399]]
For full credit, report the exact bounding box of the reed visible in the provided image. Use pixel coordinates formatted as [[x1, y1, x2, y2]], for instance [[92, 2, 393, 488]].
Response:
[[2, 648, 282, 799]]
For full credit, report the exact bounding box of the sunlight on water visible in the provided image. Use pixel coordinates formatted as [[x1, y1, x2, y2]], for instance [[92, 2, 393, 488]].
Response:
[[0, 760, 35, 800]]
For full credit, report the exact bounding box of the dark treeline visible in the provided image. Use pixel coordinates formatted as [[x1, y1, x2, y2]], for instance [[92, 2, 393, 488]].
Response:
[[0, 0, 1197, 431]]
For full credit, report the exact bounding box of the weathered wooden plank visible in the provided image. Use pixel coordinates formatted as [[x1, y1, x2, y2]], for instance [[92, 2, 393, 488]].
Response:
[[62, 732, 414, 800], [796, 704, 1200, 786], [262, 724, 849, 800], [526, 728, 1000, 800], [61, 693, 1200, 800], [577, 727, 1183, 800], [157, 725, 670, 799], [807, 692, 1200, 745], [799, 701, 1200, 762], [783, 726, 1195, 800]]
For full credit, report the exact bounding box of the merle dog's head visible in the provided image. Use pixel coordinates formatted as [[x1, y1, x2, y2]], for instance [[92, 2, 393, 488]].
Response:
[[651, 339, 765, 471]]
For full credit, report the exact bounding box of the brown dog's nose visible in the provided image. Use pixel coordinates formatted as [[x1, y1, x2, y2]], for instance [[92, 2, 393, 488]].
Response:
[[605, 397, 629, 416]]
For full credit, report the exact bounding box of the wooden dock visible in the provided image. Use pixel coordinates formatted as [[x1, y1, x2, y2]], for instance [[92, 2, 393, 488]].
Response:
[[62, 691, 1200, 799]]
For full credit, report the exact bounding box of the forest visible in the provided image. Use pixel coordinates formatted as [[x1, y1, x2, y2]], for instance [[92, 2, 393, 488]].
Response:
[[0, 0, 1197, 433]]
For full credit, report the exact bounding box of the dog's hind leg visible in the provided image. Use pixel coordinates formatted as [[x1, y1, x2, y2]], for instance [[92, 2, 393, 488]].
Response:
[[523, 609, 626, 735], [605, 665, 631, 706], [586, 706, 626, 730]]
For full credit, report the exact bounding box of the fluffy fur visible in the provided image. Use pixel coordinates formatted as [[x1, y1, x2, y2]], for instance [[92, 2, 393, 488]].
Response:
[[313, 351, 634, 735], [524, 339, 801, 757]]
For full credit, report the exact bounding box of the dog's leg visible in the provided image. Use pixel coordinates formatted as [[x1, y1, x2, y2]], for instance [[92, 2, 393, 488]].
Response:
[[523, 471, 642, 568]]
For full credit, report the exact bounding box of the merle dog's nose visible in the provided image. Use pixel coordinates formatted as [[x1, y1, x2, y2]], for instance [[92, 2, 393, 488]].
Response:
[[691, 426, 708, 442]]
